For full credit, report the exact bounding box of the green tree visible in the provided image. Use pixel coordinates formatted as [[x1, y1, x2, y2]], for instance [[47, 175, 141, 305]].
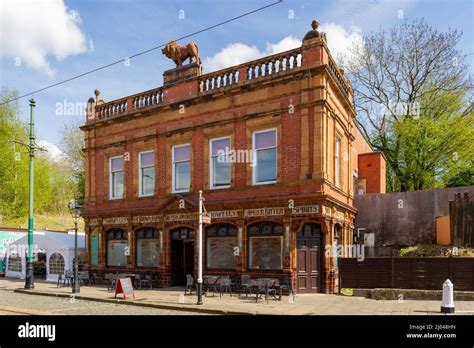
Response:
[[0, 89, 78, 222]]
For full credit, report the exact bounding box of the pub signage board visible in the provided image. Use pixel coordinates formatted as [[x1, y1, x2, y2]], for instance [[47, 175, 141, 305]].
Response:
[[165, 213, 195, 222], [132, 215, 162, 224], [103, 217, 128, 225], [244, 207, 285, 218], [115, 278, 135, 299]]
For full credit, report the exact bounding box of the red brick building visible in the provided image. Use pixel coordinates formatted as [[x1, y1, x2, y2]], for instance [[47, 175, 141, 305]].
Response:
[[81, 22, 385, 293]]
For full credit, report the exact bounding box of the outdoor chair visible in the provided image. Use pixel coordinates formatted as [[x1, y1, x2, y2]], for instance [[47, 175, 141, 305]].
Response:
[[254, 279, 278, 304], [230, 274, 238, 293], [62, 270, 74, 288], [56, 274, 65, 288], [218, 276, 232, 297], [185, 274, 195, 295], [90, 271, 102, 285], [78, 271, 90, 286], [105, 273, 117, 292], [239, 275, 252, 298], [138, 274, 153, 290]]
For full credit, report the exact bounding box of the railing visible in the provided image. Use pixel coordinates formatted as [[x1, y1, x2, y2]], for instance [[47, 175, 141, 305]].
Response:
[[327, 56, 351, 97], [132, 87, 164, 109], [95, 98, 128, 119], [95, 87, 164, 120], [246, 48, 302, 81], [93, 45, 352, 122], [199, 67, 239, 93], [199, 47, 303, 94]]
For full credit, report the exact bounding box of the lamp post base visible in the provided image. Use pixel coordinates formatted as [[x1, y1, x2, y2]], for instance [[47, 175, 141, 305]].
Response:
[[72, 261, 80, 294], [197, 283, 203, 305], [24, 262, 35, 289]]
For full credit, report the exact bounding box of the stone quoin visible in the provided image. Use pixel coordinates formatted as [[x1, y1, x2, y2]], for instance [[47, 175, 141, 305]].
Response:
[[80, 20, 385, 293]]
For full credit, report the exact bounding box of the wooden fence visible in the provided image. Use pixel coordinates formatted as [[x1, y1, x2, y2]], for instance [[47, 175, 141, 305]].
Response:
[[340, 257, 474, 291]]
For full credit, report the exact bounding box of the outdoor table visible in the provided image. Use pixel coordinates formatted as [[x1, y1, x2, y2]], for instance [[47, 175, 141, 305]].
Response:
[[203, 276, 220, 296], [253, 278, 280, 303]]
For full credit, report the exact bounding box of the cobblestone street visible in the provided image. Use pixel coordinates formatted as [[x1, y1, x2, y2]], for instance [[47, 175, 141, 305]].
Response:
[[0, 290, 207, 315]]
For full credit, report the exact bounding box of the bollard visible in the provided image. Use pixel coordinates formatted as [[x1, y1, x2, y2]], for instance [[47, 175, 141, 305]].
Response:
[[440, 279, 455, 313]]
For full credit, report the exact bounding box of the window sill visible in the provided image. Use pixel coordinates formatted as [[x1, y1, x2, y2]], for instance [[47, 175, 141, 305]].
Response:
[[210, 185, 231, 190], [252, 180, 277, 186]]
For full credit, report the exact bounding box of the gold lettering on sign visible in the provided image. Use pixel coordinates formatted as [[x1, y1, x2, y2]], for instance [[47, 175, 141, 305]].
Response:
[[209, 210, 238, 219], [132, 215, 161, 224], [89, 219, 99, 226], [292, 205, 319, 215], [165, 213, 195, 222], [103, 217, 128, 225], [244, 207, 285, 218]]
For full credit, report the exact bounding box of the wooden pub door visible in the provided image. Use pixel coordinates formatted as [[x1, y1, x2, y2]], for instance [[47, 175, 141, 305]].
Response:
[[296, 223, 323, 293]]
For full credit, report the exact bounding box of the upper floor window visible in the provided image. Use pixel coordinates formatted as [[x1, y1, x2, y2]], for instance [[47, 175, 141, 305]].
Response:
[[253, 129, 277, 185], [335, 137, 341, 188], [109, 156, 124, 199], [139, 151, 155, 196], [210, 137, 231, 189], [172, 144, 190, 193]]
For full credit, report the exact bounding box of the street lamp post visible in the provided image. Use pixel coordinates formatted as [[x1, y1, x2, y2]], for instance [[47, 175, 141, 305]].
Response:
[[24, 98, 36, 290], [69, 199, 82, 294], [197, 190, 203, 305]]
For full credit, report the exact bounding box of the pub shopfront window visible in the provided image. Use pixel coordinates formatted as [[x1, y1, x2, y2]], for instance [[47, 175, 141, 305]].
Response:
[[248, 222, 283, 270], [253, 129, 277, 185], [7, 254, 22, 272], [206, 224, 237, 269], [49, 253, 65, 275], [172, 144, 191, 193], [139, 151, 155, 196], [106, 229, 127, 267], [210, 137, 231, 189], [136, 228, 160, 267], [109, 156, 124, 199]]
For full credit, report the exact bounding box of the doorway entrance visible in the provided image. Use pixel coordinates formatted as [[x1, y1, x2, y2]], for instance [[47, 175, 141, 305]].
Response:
[[170, 227, 195, 286], [296, 223, 322, 293]]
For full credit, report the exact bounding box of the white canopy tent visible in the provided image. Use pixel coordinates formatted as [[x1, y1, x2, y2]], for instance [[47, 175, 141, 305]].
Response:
[[5, 231, 85, 282]]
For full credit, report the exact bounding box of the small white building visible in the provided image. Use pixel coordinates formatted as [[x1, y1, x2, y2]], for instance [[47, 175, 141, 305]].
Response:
[[5, 231, 85, 282]]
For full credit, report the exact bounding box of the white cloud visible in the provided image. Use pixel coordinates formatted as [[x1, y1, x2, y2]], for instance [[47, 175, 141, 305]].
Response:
[[320, 23, 363, 64], [203, 36, 301, 73], [38, 140, 64, 162], [203, 26, 362, 73], [0, 0, 90, 76]]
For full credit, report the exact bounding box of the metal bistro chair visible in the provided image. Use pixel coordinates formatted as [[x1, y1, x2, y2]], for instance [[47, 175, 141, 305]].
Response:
[[105, 273, 117, 292], [138, 274, 153, 290], [78, 271, 90, 286], [185, 274, 195, 295], [63, 270, 74, 288], [218, 276, 232, 297], [239, 275, 252, 298], [254, 279, 278, 304]]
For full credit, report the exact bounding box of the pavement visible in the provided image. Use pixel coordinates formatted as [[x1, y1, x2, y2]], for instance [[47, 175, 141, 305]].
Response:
[[0, 278, 473, 315]]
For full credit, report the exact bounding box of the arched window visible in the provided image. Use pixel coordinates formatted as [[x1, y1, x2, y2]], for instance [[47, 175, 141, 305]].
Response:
[[136, 228, 160, 267], [206, 224, 237, 269], [106, 229, 127, 267], [49, 253, 65, 275], [247, 222, 284, 270], [7, 254, 22, 272]]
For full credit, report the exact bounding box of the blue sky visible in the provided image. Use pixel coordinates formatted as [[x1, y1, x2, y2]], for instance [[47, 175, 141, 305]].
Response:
[[0, 0, 473, 155]]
